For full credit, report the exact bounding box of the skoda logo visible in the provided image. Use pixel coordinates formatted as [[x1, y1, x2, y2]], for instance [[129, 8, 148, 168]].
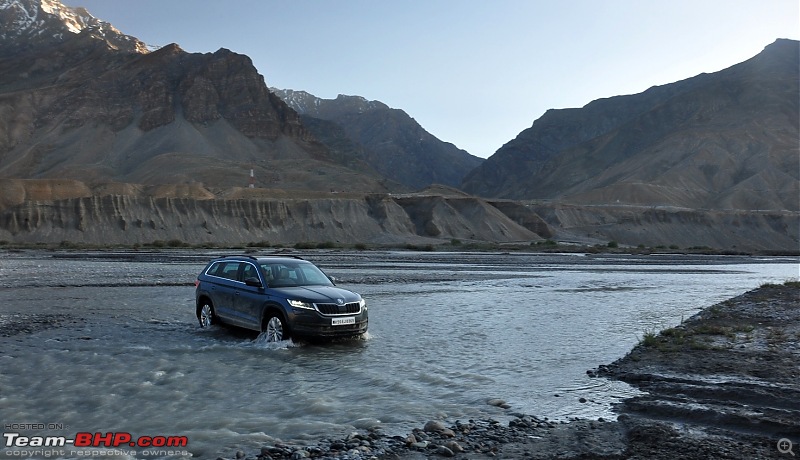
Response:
[[336, 298, 345, 306]]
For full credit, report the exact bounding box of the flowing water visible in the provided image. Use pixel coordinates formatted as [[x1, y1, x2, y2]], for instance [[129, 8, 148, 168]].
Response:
[[0, 250, 796, 459]]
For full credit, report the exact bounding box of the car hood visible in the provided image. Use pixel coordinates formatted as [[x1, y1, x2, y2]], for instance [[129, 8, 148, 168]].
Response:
[[271, 286, 361, 303]]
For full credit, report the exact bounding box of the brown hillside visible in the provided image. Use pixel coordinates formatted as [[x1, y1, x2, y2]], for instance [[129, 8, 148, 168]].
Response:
[[462, 39, 800, 212]]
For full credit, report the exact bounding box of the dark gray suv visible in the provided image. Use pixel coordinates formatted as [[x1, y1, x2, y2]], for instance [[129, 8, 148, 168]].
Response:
[[194, 255, 368, 342]]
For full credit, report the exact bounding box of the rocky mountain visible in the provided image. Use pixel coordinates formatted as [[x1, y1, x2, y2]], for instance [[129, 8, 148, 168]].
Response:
[[272, 89, 484, 190], [0, 0, 796, 251], [0, 0, 391, 192], [462, 39, 800, 212], [0, 0, 147, 54]]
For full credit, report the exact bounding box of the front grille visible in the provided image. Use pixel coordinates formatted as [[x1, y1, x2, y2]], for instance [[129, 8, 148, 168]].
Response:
[[315, 302, 361, 315]]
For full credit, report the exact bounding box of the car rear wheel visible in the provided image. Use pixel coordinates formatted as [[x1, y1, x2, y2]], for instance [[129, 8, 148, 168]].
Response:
[[198, 302, 216, 328], [263, 314, 289, 342]]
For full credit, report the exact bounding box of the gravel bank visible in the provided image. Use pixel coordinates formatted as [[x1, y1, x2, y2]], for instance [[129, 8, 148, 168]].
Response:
[[225, 282, 799, 460]]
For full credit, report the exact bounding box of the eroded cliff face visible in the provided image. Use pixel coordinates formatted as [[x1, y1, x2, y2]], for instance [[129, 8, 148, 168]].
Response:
[[0, 180, 795, 252], [0, 192, 543, 246], [532, 204, 799, 252]]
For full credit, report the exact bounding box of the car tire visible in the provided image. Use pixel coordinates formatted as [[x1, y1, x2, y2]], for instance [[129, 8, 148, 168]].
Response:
[[263, 313, 289, 342], [197, 301, 216, 328]]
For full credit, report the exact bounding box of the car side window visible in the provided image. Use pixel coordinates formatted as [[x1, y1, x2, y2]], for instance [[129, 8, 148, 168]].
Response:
[[241, 263, 259, 282], [210, 262, 241, 280], [265, 263, 299, 286], [260, 263, 275, 285], [207, 262, 224, 277]]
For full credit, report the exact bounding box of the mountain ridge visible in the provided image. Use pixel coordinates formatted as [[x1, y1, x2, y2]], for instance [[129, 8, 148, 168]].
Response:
[[0, 0, 795, 251], [272, 88, 484, 190], [0, 0, 148, 54], [462, 39, 799, 212], [0, 0, 398, 193]]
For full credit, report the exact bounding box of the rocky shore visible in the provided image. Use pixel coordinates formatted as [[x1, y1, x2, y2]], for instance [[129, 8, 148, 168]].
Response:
[[224, 281, 799, 460]]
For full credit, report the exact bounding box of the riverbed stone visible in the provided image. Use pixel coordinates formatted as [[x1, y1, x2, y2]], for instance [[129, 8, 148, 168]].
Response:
[[435, 445, 455, 457], [423, 420, 446, 433], [486, 398, 512, 408], [443, 440, 464, 453]]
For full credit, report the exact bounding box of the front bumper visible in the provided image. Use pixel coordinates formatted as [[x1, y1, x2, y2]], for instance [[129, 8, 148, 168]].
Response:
[[290, 310, 369, 338]]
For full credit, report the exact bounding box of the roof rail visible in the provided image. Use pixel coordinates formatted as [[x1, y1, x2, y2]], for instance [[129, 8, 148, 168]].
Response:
[[268, 253, 305, 260], [222, 254, 259, 260], [221, 253, 305, 261]]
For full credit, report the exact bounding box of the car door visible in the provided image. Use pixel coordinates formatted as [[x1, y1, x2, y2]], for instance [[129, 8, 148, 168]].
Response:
[[232, 262, 266, 330], [206, 261, 241, 324]]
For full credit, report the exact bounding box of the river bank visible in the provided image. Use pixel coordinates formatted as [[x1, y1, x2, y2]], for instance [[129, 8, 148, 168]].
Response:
[[227, 281, 798, 460]]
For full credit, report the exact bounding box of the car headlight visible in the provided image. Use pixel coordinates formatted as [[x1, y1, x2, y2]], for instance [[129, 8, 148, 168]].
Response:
[[288, 299, 315, 310], [358, 298, 366, 308]]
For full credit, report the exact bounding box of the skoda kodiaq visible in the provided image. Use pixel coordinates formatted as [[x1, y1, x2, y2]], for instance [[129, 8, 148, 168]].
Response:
[[194, 255, 368, 341]]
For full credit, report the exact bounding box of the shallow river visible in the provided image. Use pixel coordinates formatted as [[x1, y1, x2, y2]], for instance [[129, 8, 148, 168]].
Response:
[[0, 250, 796, 459]]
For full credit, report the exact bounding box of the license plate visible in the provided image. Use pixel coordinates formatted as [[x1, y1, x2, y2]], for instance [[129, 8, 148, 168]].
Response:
[[331, 316, 356, 326]]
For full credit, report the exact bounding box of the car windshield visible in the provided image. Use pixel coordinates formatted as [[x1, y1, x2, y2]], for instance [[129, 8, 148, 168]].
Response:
[[259, 261, 333, 288]]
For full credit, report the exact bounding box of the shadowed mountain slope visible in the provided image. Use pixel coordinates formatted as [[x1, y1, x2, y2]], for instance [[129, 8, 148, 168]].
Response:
[[0, 0, 392, 192], [273, 89, 484, 190], [462, 39, 799, 212]]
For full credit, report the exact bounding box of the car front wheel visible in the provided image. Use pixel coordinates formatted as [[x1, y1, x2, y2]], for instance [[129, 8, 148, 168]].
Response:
[[263, 314, 289, 342], [198, 302, 216, 328]]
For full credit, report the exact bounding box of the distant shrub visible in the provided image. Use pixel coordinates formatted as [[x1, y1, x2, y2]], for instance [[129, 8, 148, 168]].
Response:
[[317, 241, 336, 249], [353, 243, 368, 251], [294, 242, 316, 250], [669, 244, 680, 250], [167, 239, 187, 248], [404, 243, 435, 251], [248, 241, 271, 248], [607, 241, 619, 248], [450, 238, 462, 246], [150, 240, 166, 248], [640, 330, 659, 348]]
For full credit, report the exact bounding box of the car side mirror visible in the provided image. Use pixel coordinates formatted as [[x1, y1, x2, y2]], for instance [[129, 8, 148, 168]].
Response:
[[328, 275, 336, 284], [244, 277, 263, 288]]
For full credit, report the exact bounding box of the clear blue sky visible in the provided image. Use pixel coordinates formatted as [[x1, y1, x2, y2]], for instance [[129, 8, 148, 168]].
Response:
[[63, 0, 799, 158]]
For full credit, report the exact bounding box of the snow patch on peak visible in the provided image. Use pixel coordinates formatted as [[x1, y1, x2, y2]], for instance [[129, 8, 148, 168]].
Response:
[[270, 88, 320, 113], [0, 0, 149, 53], [40, 0, 91, 34], [0, 0, 39, 34]]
